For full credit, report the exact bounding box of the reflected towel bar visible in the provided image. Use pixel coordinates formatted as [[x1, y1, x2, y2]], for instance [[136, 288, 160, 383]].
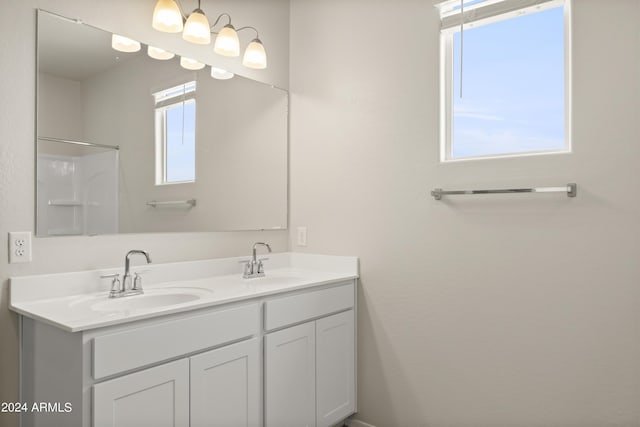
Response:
[[146, 199, 197, 208], [38, 136, 120, 150], [431, 183, 577, 200]]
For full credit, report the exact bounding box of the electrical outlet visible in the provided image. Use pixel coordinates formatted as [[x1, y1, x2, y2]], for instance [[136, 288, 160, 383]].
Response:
[[297, 226, 308, 247], [9, 232, 32, 263]]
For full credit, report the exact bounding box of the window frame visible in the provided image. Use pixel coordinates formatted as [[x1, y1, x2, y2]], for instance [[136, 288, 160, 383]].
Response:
[[439, 0, 572, 162], [153, 81, 197, 185]]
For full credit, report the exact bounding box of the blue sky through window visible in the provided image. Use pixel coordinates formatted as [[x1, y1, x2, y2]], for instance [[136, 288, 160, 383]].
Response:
[[165, 100, 196, 182], [451, 6, 565, 158]]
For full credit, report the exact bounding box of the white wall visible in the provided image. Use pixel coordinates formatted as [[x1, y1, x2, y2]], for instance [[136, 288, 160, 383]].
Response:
[[38, 72, 83, 141], [0, 2, 289, 426], [289, 0, 640, 425]]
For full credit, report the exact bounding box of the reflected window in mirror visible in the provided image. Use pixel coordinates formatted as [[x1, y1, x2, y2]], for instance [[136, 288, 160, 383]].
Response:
[[154, 81, 197, 184]]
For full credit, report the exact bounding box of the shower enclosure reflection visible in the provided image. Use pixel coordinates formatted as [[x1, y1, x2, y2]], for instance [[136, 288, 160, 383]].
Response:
[[37, 139, 118, 236]]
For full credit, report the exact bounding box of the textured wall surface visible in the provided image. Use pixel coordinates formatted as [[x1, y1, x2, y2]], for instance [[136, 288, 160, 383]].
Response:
[[289, 0, 640, 425]]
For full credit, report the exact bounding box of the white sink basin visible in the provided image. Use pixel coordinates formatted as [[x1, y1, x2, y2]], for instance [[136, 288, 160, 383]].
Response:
[[92, 293, 200, 312], [69, 287, 213, 313]]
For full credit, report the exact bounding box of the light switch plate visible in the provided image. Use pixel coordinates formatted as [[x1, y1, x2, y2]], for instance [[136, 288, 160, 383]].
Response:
[[9, 231, 32, 263]]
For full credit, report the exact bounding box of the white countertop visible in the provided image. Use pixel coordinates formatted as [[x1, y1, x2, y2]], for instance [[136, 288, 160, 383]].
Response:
[[10, 253, 358, 332]]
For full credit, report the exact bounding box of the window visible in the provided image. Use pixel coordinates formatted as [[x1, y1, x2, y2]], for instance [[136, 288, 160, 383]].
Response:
[[154, 81, 197, 184], [439, 0, 569, 161]]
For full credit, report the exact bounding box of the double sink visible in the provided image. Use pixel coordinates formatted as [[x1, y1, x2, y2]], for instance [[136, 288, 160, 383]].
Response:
[[10, 252, 357, 332]]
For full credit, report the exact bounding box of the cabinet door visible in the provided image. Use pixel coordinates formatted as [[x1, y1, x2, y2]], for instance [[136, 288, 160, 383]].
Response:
[[316, 310, 355, 427], [264, 321, 316, 427], [93, 358, 189, 427], [190, 338, 261, 427]]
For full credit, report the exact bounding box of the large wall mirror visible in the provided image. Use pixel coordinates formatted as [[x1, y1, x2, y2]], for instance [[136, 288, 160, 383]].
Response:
[[36, 10, 288, 236]]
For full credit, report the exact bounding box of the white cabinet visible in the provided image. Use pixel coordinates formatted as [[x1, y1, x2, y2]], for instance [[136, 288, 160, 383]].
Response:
[[264, 322, 317, 427], [93, 359, 190, 427], [21, 280, 356, 427], [264, 282, 356, 427], [93, 338, 262, 427], [92, 303, 260, 380], [191, 338, 261, 427], [316, 311, 355, 427]]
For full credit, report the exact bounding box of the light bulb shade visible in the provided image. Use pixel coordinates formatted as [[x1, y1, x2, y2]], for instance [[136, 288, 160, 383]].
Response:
[[210, 67, 234, 80], [152, 0, 183, 33], [180, 56, 205, 70], [214, 24, 240, 57], [183, 9, 211, 45], [111, 34, 141, 53], [148, 46, 175, 60], [242, 38, 267, 69]]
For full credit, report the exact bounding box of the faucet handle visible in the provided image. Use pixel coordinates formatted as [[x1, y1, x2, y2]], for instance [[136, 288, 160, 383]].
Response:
[[101, 274, 122, 297], [100, 273, 120, 286], [132, 271, 149, 291], [240, 260, 253, 278], [110, 277, 122, 295]]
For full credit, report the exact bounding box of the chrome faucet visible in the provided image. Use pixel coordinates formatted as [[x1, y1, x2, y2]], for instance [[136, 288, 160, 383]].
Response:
[[108, 250, 152, 298], [243, 242, 271, 278]]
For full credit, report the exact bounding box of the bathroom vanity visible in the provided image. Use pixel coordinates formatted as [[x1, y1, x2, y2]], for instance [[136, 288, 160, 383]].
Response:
[[10, 253, 358, 427]]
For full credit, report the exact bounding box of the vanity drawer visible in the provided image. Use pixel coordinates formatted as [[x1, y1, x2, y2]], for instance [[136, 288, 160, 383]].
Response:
[[93, 302, 260, 380], [264, 281, 354, 331]]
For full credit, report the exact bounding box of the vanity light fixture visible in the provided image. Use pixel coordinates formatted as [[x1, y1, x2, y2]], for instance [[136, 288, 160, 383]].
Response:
[[152, 0, 183, 33], [180, 56, 205, 70], [210, 67, 234, 80], [111, 34, 141, 52], [183, 1, 211, 45], [242, 37, 267, 69], [211, 13, 239, 57], [150, 0, 268, 69], [148, 46, 175, 60]]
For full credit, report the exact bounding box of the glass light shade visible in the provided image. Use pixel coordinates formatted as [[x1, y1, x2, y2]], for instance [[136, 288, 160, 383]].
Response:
[[213, 24, 240, 57], [148, 46, 175, 60], [180, 57, 205, 70], [182, 9, 211, 45], [111, 34, 141, 53], [152, 0, 183, 33], [210, 67, 234, 80], [242, 38, 267, 69]]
